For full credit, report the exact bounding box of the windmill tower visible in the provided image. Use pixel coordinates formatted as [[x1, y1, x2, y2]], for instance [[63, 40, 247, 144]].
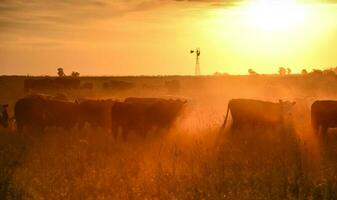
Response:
[[190, 48, 201, 76]]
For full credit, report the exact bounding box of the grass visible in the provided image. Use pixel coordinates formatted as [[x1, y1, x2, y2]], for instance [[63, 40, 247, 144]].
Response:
[[1, 75, 337, 199]]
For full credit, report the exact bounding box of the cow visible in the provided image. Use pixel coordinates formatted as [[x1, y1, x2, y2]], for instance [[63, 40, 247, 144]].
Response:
[[24, 78, 54, 92], [103, 80, 134, 90], [80, 82, 94, 90], [77, 99, 116, 130], [221, 99, 296, 130], [124, 97, 187, 130], [24, 77, 80, 92], [164, 80, 181, 94], [111, 98, 186, 140], [311, 100, 337, 137], [15, 95, 80, 133], [54, 77, 80, 90], [52, 93, 69, 101], [125, 97, 176, 104], [0, 104, 9, 128]]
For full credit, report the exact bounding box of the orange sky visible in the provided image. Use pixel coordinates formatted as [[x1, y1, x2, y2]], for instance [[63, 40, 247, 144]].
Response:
[[0, 0, 336, 76]]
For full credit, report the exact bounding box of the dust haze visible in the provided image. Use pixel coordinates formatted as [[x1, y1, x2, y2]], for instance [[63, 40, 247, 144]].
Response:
[[1, 74, 337, 199]]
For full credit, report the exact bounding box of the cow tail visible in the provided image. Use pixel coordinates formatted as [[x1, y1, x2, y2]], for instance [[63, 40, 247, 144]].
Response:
[[215, 104, 230, 147], [221, 104, 230, 130]]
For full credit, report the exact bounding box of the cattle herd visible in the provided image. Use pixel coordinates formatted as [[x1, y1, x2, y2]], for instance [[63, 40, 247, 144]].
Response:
[[11, 94, 186, 140], [0, 94, 336, 139]]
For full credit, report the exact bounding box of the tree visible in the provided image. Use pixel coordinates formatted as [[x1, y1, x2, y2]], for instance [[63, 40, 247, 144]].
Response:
[[301, 69, 308, 75], [278, 67, 286, 76], [323, 69, 335, 76], [71, 71, 80, 77], [248, 68, 257, 75], [309, 69, 323, 76], [287, 68, 292, 75], [57, 68, 65, 77]]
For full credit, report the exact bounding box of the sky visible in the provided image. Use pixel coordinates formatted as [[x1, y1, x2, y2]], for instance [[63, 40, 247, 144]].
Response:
[[0, 0, 337, 76]]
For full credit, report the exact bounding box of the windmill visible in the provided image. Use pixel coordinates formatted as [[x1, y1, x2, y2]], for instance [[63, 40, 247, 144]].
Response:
[[190, 48, 201, 76]]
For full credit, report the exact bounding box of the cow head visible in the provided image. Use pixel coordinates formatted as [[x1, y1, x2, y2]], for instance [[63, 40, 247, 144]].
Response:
[[0, 104, 9, 128]]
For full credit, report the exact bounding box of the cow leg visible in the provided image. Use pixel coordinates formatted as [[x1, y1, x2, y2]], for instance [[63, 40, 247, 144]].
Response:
[[320, 126, 328, 139], [111, 126, 119, 140], [34, 124, 45, 134], [122, 128, 129, 141], [311, 120, 320, 136], [141, 128, 147, 140], [17, 122, 24, 133], [312, 125, 320, 136], [230, 121, 238, 131], [78, 122, 85, 130]]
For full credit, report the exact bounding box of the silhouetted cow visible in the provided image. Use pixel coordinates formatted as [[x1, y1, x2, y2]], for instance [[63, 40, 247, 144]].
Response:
[[111, 98, 186, 140], [24, 77, 80, 92], [164, 80, 181, 93], [311, 100, 337, 137], [103, 80, 134, 90], [15, 95, 80, 133], [24, 78, 54, 92], [222, 99, 296, 130], [80, 82, 94, 90], [125, 97, 178, 104], [53, 93, 68, 101], [54, 77, 80, 90], [77, 99, 116, 130], [0, 104, 9, 128]]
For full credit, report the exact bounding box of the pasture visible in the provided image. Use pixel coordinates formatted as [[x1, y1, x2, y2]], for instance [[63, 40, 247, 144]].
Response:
[[1, 75, 337, 200]]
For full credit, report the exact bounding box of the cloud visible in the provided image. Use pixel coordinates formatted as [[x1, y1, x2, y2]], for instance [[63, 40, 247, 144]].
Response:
[[0, 0, 241, 31], [0, 0, 169, 40], [1, 0, 333, 45]]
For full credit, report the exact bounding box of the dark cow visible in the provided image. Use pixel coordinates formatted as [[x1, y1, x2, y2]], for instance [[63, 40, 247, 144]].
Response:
[[24, 78, 54, 92], [103, 80, 134, 90], [0, 104, 9, 128], [24, 77, 80, 92], [311, 100, 337, 137], [54, 77, 80, 90], [53, 93, 68, 101], [77, 99, 116, 130], [15, 95, 80, 133], [222, 99, 296, 130], [164, 80, 181, 93], [111, 98, 186, 140], [80, 82, 94, 90], [125, 97, 178, 104]]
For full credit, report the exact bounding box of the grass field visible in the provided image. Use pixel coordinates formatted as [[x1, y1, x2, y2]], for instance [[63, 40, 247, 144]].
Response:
[[1, 75, 337, 200]]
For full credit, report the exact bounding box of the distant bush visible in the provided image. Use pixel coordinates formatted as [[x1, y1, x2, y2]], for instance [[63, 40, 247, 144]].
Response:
[[57, 68, 66, 77], [248, 68, 258, 75], [287, 68, 292, 75], [308, 69, 323, 76], [278, 67, 286, 76], [213, 72, 229, 76], [71, 71, 80, 77], [301, 69, 308, 75]]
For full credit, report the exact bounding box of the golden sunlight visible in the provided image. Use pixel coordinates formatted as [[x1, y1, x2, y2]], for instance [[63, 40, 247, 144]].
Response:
[[245, 0, 309, 33]]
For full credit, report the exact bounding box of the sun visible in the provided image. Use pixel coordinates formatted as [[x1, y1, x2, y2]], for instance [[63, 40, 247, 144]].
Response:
[[245, 0, 308, 32]]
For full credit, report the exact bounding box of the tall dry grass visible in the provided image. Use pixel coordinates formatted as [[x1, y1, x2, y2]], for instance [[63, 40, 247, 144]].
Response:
[[1, 75, 337, 199]]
